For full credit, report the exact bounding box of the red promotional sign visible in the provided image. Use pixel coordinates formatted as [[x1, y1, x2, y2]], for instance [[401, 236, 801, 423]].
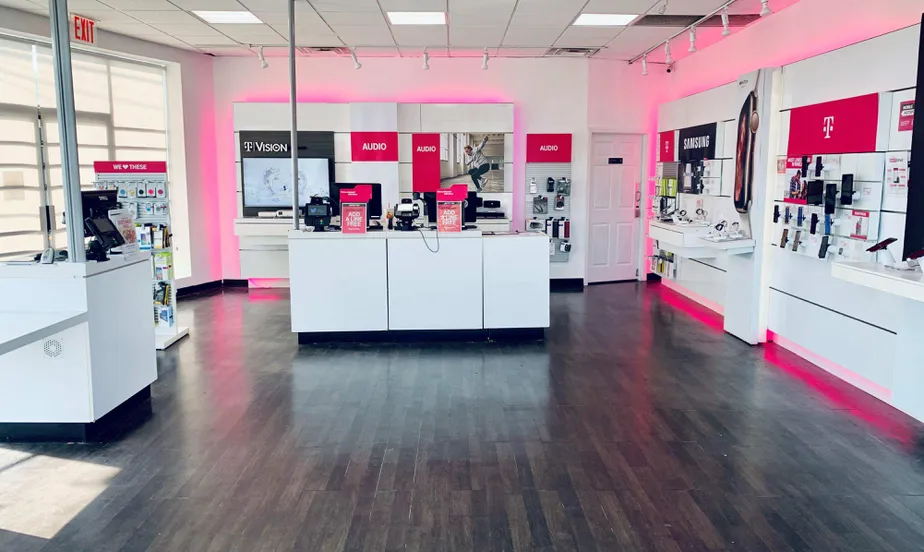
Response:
[[787, 94, 880, 155], [658, 131, 675, 162], [340, 184, 372, 204], [72, 14, 96, 45], [412, 133, 441, 192], [526, 134, 572, 163], [341, 204, 367, 234], [351, 131, 398, 162], [93, 161, 167, 173], [437, 203, 462, 233], [899, 100, 914, 132], [436, 184, 468, 202]]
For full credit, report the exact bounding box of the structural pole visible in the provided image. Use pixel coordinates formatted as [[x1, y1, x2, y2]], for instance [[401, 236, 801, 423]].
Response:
[[289, 0, 299, 229], [49, 0, 85, 261]]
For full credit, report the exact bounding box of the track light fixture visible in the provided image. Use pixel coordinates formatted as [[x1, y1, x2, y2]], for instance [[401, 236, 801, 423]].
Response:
[[688, 27, 696, 53], [664, 41, 672, 64], [422, 48, 430, 70], [721, 6, 731, 36], [481, 48, 489, 70], [350, 47, 362, 70], [258, 46, 268, 69], [760, 0, 771, 17], [641, 55, 648, 76]]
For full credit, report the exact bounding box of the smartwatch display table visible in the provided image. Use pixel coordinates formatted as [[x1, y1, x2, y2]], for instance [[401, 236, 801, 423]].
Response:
[[288, 229, 550, 341]]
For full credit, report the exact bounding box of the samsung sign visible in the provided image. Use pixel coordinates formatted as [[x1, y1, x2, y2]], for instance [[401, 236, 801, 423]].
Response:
[[678, 123, 717, 162]]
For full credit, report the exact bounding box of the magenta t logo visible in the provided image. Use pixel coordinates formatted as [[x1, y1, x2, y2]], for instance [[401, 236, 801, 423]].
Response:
[[823, 116, 835, 139]]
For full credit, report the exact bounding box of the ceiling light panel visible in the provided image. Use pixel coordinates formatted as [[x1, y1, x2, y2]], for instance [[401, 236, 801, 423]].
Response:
[[193, 11, 263, 24], [387, 12, 446, 25], [573, 14, 637, 26], [580, 0, 652, 13]]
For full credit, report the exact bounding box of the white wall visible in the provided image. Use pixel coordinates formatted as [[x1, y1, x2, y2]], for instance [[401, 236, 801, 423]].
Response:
[[213, 56, 598, 280], [0, 7, 221, 290]]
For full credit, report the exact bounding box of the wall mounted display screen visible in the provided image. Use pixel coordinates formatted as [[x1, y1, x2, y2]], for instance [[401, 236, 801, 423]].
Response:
[[242, 158, 329, 208], [238, 130, 335, 216]]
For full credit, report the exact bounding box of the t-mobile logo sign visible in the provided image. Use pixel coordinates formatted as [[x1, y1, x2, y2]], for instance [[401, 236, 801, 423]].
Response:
[[823, 116, 835, 139]]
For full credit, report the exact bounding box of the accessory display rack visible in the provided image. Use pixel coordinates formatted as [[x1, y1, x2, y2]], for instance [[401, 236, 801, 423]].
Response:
[[525, 162, 572, 262], [93, 162, 189, 350]]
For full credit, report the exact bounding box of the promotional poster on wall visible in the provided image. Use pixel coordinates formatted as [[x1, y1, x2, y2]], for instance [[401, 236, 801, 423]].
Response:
[[732, 68, 774, 239], [432, 133, 508, 193]]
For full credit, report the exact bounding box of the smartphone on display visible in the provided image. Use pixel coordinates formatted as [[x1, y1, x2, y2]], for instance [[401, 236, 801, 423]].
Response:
[[819, 236, 830, 258], [866, 238, 897, 252], [791, 230, 802, 252], [780, 228, 789, 248]]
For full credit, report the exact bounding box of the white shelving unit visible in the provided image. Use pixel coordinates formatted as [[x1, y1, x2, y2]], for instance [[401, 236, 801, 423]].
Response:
[[93, 162, 189, 350]]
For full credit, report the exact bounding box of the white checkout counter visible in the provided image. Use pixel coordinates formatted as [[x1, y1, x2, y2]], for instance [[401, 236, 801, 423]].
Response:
[[288, 229, 550, 341], [0, 256, 157, 441]]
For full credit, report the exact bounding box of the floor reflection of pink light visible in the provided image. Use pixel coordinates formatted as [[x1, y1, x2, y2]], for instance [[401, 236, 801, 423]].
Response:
[[762, 334, 916, 447], [656, 281, 725, 332]]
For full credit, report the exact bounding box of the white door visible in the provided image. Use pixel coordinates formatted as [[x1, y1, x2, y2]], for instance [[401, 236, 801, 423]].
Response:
[[588, 134, 643, 283]]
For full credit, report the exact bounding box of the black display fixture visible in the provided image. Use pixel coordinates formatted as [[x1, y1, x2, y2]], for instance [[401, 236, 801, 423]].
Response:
[[901, 13, 924, 259]]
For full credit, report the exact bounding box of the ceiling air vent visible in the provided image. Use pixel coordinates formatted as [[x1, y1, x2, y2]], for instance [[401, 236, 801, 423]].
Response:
[[546, 47, 600, 57], [297, 47, 352, 56]]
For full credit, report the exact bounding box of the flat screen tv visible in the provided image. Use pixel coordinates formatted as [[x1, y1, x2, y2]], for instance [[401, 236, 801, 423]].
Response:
[[242, 158, 330, 210]]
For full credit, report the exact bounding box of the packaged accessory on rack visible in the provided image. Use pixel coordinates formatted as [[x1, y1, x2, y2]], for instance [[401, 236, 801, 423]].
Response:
[[555, 194, 565, 211], [529, 177, 538, 194], [533, 195, 548, 214], [556, 178, 571, 195], [546, 177, 555, 193]]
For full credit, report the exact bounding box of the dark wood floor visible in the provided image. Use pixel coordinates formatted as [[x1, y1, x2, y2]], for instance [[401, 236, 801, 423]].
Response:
[[2, 282, 924, 552]]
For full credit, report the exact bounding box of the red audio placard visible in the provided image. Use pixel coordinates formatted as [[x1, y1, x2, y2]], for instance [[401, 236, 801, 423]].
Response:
[[412, 133, 441, 192], [526, 134, 572, 163], [351, 131, 399, 162]]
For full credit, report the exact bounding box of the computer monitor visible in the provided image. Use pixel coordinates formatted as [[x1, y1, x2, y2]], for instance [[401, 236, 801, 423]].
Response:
[[81, 190, 119, 237], [464, 192, 482, 224], [329, 183, 383, 219]]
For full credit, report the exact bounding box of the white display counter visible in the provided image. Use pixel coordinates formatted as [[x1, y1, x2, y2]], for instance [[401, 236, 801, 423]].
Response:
[[0, 256, 157, 440], [288, 229, 549, 341], [831, 262, 924, 421]]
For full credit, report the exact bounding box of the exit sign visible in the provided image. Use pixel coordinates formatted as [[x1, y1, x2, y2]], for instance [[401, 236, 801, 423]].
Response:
[[72, 14, 96, 45]]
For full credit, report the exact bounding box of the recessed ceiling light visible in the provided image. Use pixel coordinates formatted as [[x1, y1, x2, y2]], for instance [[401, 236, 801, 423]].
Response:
[[387, 12, 446, 25], [573, 14, 637, 26], [192, 11, 262, 24]]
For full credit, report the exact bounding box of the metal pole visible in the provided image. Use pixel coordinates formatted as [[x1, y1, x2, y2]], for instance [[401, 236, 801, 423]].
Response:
[[49, 0, 85, 262], [289, 0, 299, 230]]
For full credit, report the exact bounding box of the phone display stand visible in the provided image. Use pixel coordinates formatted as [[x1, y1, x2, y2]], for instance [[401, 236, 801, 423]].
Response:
[[94, 163, 189, 350]]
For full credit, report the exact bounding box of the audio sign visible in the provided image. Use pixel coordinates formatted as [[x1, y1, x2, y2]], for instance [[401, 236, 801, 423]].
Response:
[[412, 133, 441, 192], [527, 134, 572, 163], [351, 131, 398, 162]]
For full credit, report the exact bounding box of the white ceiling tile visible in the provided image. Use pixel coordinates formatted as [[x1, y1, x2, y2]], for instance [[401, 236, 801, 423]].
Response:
[[514, 0, 586, 12], [211, 24, 285, 37], [502, 26, 563, 47], [332, 25, 396, 47], [390, 25, 447, 47], [0, 0, 44, 11], [202, 46, 254, 55], [168, 0, 246, 9], [448, 11, 513, 26], [353, 46, 401, 56], [181, 35, 240, 45], [319, 11, 386, 25], [581, 0, 655, 14], [96, 22, 165, 35], [124, 10, 201, 25], [309, 0, 381, 12], [379, 0, 446, 10], [250, 10, 326, 26], [64, 8, 136, 23], [269, 23, 336, 35], [554, 27, 622, 47], [98, 0, 178, 10], [449, 0, 517, 12], [510, 11, 579, 26], [448, 26, 506, 48], [600, 25, 678, 59], [160, 24, 223, 36]]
